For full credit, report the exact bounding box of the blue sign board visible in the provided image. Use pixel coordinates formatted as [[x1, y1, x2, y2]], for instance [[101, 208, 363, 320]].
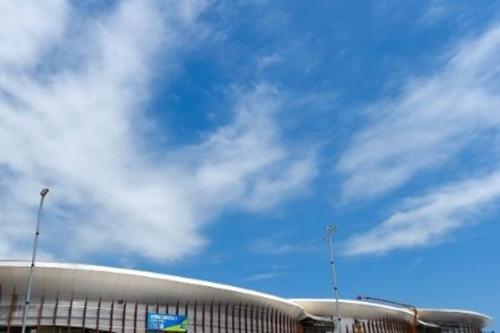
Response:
[[146, 312, 188, 332]]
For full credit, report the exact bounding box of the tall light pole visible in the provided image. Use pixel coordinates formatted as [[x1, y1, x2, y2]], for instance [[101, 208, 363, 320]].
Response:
[[21, 188, 49, 333], [327, 225, 341, 333]]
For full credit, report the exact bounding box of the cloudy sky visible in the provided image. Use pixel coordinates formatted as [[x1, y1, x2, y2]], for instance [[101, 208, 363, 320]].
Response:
[[1, 0, 499, 329]]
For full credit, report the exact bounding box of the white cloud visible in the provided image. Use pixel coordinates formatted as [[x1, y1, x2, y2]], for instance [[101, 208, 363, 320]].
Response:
[[249, 234, 320, 255], [257, 53, 282, 71], [344, 171, 500, 255], [0, 1, 316, 262], [186, 83, 317, 212], [339, 25, 500, 255], [246, 272, 283, 282], [337, 25, 500, 201], [0, 0, 68, 70], [404, 257, 424, 273], [418, 1, 452, 26], [251, 239, 297, 255]]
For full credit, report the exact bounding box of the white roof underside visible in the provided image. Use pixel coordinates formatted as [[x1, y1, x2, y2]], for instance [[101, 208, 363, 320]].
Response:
[[0, 262, 491, 327]]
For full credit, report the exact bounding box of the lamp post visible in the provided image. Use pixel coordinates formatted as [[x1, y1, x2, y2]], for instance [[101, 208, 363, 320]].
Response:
[[21, 188, 50, 333], [326, 225, 341, 333]]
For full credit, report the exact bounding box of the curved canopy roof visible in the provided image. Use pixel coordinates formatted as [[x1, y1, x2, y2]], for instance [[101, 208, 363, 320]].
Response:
[[0, 262, 492, 328], [291, 299, 415, 322], [0, 261, 304, 319], [418, 309, 492, 328], [292, 299, 492, 328]]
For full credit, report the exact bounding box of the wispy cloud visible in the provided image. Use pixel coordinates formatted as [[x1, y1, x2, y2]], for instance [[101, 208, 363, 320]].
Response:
[[250, 235, 320, 255], [338, 25, 500, 201], [340, 24, 500, 255], [251, 239, 297, 255], [418, 1, 453, 26], [0, 0, 68, 70], [344, 171, 500, 255], [0, 1, 317, 262], [246, 272, 283, 282], [404, 257, 424, 273], [257, 53, 282, 72], [187, 83, 318, 212]]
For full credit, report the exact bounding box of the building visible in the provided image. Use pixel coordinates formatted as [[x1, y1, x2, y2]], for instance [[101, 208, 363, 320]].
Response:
[[0, 262, 491, 333]]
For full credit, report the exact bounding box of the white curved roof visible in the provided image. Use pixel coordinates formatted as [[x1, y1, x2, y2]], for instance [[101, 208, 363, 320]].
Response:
[[293, 299, 492, 328], [0, 262, 492, 328], [418, 308, 492, 328], [0, 261, 304, 319], [291, 298, 415, 322]]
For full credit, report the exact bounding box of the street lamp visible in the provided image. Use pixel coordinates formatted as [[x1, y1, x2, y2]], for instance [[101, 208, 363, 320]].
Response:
[[21, 188, 50, 333], [326, 225, 341, 333]]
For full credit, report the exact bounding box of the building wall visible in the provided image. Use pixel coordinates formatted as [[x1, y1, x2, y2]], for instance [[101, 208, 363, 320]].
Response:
[[0, 291, 300, 333]]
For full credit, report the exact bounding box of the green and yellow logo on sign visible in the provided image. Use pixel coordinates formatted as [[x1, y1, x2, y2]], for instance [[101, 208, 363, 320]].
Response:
[[147, 313, 188, 332]]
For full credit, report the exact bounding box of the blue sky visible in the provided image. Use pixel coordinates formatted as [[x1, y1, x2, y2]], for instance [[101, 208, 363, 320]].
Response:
[[0, 0, 499, 330]]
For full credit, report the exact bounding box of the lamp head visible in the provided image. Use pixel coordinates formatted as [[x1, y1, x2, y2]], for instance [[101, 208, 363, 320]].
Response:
[[40, 188, 50, 197], [327, 224, 336, 232]]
